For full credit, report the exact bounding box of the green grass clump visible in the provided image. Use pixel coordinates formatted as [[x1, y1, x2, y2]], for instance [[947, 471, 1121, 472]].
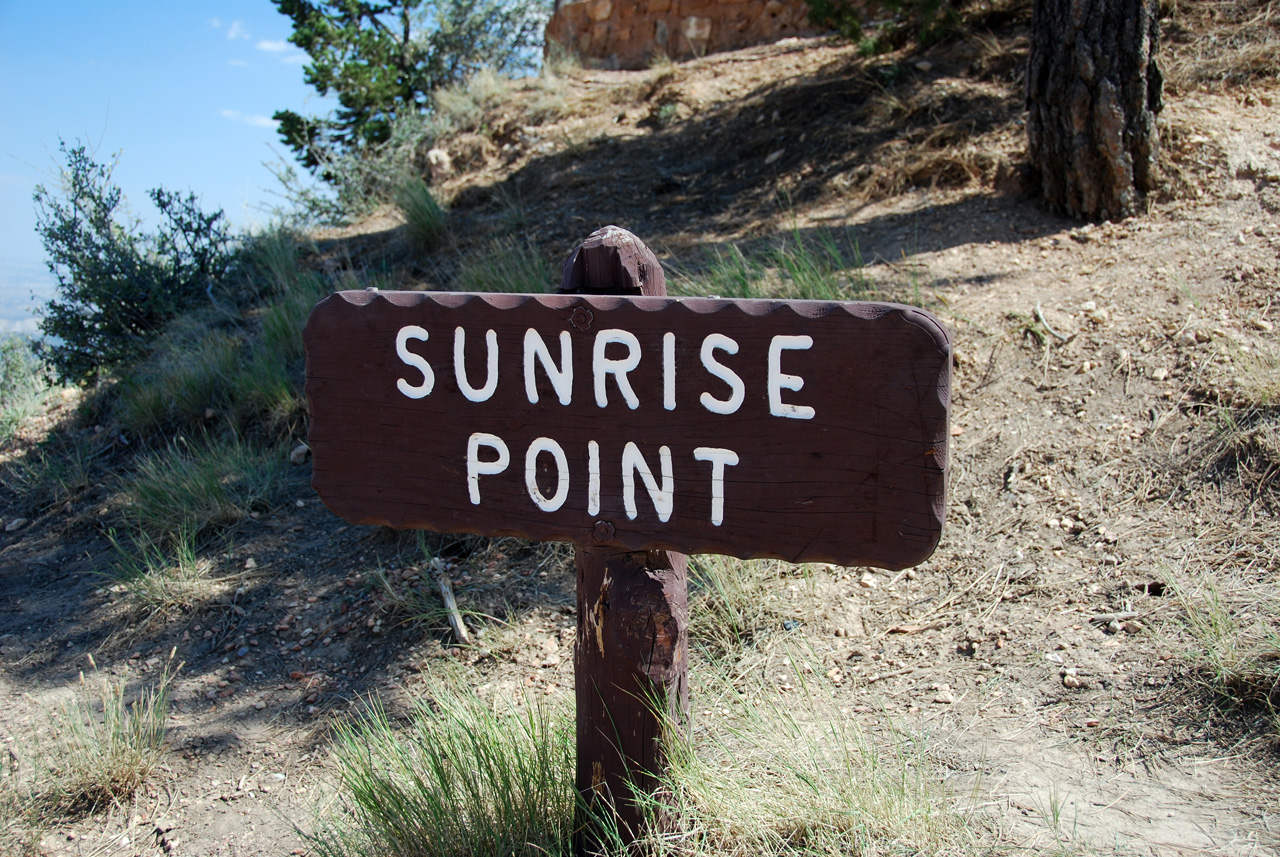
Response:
[[396, 178, 449, 253], [311, 676, 576, 857], [123, 437, 288, 539], [678, 245, 764, 298], [0, 433, 94, 516], [773, 229, 869, 301], [107, 527, 226, 613], [114, 316, 241, 437], [455, 238, 551, 293]]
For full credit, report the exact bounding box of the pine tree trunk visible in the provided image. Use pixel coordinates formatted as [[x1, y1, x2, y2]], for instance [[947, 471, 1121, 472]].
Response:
[[1027, 0, 1163, 221]]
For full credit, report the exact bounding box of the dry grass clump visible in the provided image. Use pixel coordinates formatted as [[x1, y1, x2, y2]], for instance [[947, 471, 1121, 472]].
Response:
[[1164, 0, 1280, 90], [107, 527, 231, 613], [7, 664, 174, 817], [635, 660, 982, 855], [1172, 526, 1280, 737]]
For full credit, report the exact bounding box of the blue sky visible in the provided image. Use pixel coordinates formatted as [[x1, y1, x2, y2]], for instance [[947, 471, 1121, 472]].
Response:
[[0, 2, 332, 331]]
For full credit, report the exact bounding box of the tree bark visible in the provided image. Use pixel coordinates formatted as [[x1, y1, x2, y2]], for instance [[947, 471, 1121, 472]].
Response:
[[1027, 0, 1163, 221]]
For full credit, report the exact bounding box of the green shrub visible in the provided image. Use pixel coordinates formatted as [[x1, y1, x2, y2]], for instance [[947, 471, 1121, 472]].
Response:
[[806, 0, 960, 45], [33, 142, 233, 385]]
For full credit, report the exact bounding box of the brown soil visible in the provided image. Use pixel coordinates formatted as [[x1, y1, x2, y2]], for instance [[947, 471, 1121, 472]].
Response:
[[3, 6, 1280, 855]]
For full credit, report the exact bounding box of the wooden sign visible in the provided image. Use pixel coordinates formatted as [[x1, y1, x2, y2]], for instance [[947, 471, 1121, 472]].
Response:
[[304, 290, 951, 570]]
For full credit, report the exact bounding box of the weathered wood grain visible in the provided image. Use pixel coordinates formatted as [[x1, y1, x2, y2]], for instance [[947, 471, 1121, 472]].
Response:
[[303, 290, 951, 569], [558, 227, 686, 849]]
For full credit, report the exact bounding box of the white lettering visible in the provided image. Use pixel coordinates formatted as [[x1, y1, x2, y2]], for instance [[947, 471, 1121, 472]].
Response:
[[455, 327, 499, 403], [768, 335, 816, 420], [466, 433, 509, 504], [523, 329, 573, 406], [693, 447, 739, 526], [699, 333, 745, 415], [622, 442, 673, 522], [587, 440, 601, 516], [524, 437, 569, 512], [395, 325, 433, 399], [663, 331, 676, 411], [593, 330, 641, 409]]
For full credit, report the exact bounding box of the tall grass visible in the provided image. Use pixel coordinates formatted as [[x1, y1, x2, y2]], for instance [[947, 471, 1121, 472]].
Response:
[[688, 555, 799, 657], [1177, 575, 1280, 725], [310, 676, 577, 857], [123, 437, 288, 539]]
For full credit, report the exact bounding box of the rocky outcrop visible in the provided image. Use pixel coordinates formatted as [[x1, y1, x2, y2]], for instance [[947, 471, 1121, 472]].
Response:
[[546, 0, 823, 69]]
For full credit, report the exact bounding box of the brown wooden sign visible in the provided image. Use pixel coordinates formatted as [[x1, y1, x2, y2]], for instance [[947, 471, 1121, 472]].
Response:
[[304, 290, 951, 570]]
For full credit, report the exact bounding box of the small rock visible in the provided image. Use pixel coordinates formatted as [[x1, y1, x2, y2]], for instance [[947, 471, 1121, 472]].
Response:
[[1107, 619, 1123, 634], [914, 59, 933, 71], [244, 557, 257, 570], [933, 688, 955, 704], [5, 518, 28, 532], [254, 700, 266, 710], [1087, 307, 1110, 324], [1121, 621, 1144, 634], [1249, 318, 1274, 332], [1195, 329, 1212, 343], [858, 572, 878, 589], [289, 444, 311, 466], [1063, 674, 1086, 689], [1081, 300, 1097, 312], [1151, 367, 1169, 381], [426, 147, 453, 180], [764, 148, 785, 165], [1085, 718, 1100, 727]]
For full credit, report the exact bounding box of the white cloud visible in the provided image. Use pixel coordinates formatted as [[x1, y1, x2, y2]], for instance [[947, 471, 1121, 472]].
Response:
[[210, 17, 222, 28], [255, 39, 290, 53], [228, 59, 250, 67], [227, 20, 249, 40], [220, 109, 278, 130], [282, 53, 308, 65]]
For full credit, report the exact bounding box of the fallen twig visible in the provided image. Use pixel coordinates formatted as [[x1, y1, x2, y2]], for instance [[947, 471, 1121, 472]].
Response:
[[431, 558, 472, 645], [1035, 303, 1073, 342]]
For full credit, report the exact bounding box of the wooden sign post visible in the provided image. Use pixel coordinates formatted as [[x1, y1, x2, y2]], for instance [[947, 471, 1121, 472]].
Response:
[[303, 226, 952, 851]]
